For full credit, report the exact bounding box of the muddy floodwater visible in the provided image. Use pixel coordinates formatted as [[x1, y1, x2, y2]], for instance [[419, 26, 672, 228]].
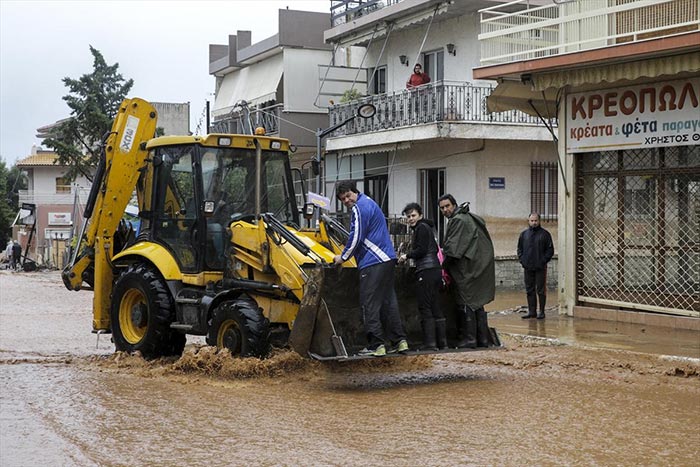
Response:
[[1, 271, 699, 466]]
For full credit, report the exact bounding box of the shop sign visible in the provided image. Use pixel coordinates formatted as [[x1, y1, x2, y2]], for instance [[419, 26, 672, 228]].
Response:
[[48, 212, 72, 225], [566, 77, 699, 152]]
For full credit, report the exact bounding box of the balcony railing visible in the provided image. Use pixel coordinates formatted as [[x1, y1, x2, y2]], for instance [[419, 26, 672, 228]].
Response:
[[19, 187, 91, 206], [479, 0, 700, 65], [330, 0, 404, 27], [328, 80, 546, 137], [211, 103, 282, 135]]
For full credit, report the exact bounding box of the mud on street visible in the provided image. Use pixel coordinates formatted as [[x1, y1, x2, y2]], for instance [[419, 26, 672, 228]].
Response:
[[1, 270, 699, 466]]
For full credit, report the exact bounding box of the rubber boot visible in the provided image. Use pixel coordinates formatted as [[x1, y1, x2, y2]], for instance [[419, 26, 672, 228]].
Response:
[[420, 318, 437, 351], [475, 308, 490, 347], [435, 318, 448, 349], [456, 306, 477, 349]]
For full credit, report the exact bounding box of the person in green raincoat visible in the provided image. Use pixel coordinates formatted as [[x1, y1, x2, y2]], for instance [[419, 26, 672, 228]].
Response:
[[438, 194, 495, 348]]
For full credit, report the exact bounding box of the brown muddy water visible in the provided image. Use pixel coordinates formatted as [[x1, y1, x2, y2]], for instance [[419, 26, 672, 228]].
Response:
[[1, 271, 699, 466]]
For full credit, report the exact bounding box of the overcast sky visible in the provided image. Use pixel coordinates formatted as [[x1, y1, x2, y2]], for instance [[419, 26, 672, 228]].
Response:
[[0, 0, 330, 165]]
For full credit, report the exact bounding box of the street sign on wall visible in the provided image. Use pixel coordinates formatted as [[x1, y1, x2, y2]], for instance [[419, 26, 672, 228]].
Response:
[[489, 177, 505, 189]]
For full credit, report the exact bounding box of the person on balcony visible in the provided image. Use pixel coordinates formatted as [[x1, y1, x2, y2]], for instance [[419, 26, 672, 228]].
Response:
[[406, 63, 431, 89]]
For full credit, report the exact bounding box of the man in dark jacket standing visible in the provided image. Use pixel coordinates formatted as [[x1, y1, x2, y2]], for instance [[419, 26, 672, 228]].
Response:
[[11, 241, 21, 271], [517, 213, 554, 319], [438, 194, 495, 348]]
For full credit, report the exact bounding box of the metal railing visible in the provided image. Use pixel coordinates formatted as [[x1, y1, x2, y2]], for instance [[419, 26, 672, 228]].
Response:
[[330, 0, 404, 27], [325, 211, 412, 252], [479, 0, 700, 65], [211, 103, 282, 135], [18, 187, 90, 206], [328, 80, 547, 137]]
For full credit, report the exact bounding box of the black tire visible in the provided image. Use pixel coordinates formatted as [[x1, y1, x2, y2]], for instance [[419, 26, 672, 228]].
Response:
[[110, 263, 183, 358], [206, 299, 270, 358]]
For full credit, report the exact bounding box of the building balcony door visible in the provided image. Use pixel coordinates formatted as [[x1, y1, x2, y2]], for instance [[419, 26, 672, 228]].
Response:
[[419, 168, 446, 241]]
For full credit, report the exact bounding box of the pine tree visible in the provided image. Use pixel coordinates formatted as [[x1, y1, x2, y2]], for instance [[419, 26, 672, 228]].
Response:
[[42, 46, 133, 181], [0, 158, 24, 245]]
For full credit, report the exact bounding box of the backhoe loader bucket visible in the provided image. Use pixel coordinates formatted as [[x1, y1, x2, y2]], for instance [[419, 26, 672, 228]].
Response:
[[289, 264, 501, 361]]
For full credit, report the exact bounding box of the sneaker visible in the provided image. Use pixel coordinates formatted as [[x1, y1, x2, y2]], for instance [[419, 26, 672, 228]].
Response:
[[388, 339, 409, 354], [358, 344, 386, 357]]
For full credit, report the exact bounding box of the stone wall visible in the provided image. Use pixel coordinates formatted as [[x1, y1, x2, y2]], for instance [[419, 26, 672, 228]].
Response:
[[495, 256, 558, 289]]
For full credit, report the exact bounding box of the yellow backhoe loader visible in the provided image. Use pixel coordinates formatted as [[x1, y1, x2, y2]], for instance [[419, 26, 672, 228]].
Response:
[[62, 97, 500, 360]]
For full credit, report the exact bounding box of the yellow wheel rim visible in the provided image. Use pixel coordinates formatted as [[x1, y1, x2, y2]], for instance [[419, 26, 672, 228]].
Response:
[[217, 319, 241, 354], [119, 288, 148, 344]]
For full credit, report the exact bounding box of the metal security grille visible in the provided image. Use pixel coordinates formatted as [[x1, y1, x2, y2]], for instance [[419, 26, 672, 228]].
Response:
[[576, 146, 700, 314], [531, 162, 558, 221]]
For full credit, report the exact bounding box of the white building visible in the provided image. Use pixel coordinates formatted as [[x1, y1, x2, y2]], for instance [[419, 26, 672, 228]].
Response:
[[209, 9, 358, 192], [15, 147, 91, 267], [474, 0, 699, 322], [321, 0, 560, 262]]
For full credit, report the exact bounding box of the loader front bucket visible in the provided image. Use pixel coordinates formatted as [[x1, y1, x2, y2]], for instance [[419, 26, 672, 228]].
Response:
[[289, 263, 501, 361]]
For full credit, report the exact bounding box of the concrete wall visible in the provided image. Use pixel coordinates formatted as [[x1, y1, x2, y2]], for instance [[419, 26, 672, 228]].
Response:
[[283, 48, 333, 112], [279, 112, 328, 151], [496, 257, 558, 289], [152, 102, 190, 135], [28, 166, 90, 199], [279, 10, 332, 49], [385, 138, 558, 218], [360, 14, 490, 92]]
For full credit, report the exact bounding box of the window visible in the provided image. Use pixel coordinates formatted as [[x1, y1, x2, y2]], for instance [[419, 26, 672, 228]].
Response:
[[419, 168, 446, 241], [531, 162, 558, 220], [422, 50, 444, 82], [325, 153, 365, 212], [55, 176, 71, 194], [365, 175, 388, 215], [152, 147, 198, 271], [369, 66, 386, 95]]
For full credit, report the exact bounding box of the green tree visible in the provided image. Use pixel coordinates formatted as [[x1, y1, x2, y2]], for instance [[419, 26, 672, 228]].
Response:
[[0, 158, 24, 246], [42, 46, 134, 182], [339, 88, 364, 103]]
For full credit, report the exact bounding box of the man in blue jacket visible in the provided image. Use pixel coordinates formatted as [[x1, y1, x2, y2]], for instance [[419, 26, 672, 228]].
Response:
[[333, 181, 408, 356], [517, 213, 554, 319]]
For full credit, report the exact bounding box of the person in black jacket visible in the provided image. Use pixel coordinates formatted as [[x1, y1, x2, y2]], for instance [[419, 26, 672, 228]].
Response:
[[517, 213, 554, 319], [398, 202, 447, 350]]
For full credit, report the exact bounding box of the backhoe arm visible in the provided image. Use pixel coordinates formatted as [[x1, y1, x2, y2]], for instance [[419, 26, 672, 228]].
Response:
[[62, 98, 158, 331]]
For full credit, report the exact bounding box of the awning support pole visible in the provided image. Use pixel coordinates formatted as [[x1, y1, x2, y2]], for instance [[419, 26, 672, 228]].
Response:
[[529, 97, 570, 198]]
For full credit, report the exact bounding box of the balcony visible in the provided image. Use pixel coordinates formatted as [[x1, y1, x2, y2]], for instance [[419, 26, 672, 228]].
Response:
[[479, 0, 700, 65], [211, 103, 282, 135], [327, 80, 546, 137], [330, 0, 404, 27], [18, 186, 91, 206]]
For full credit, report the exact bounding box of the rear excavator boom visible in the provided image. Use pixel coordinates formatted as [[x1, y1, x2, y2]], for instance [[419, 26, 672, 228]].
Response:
[[62, 98, 158, 331], [62, 97, 500, 361]]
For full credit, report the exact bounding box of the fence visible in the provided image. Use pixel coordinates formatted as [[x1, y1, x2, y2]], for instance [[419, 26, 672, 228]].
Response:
[[210, 103, 282, 135], [329, 81, 547, 137], [576, 146, 700, 314]]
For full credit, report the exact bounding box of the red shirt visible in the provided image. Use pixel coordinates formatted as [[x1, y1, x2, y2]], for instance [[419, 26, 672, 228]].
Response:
[[406, 72, 431, 89]]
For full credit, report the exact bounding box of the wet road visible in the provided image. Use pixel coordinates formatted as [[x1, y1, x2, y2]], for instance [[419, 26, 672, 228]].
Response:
[[1, 271, 699, 466]]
